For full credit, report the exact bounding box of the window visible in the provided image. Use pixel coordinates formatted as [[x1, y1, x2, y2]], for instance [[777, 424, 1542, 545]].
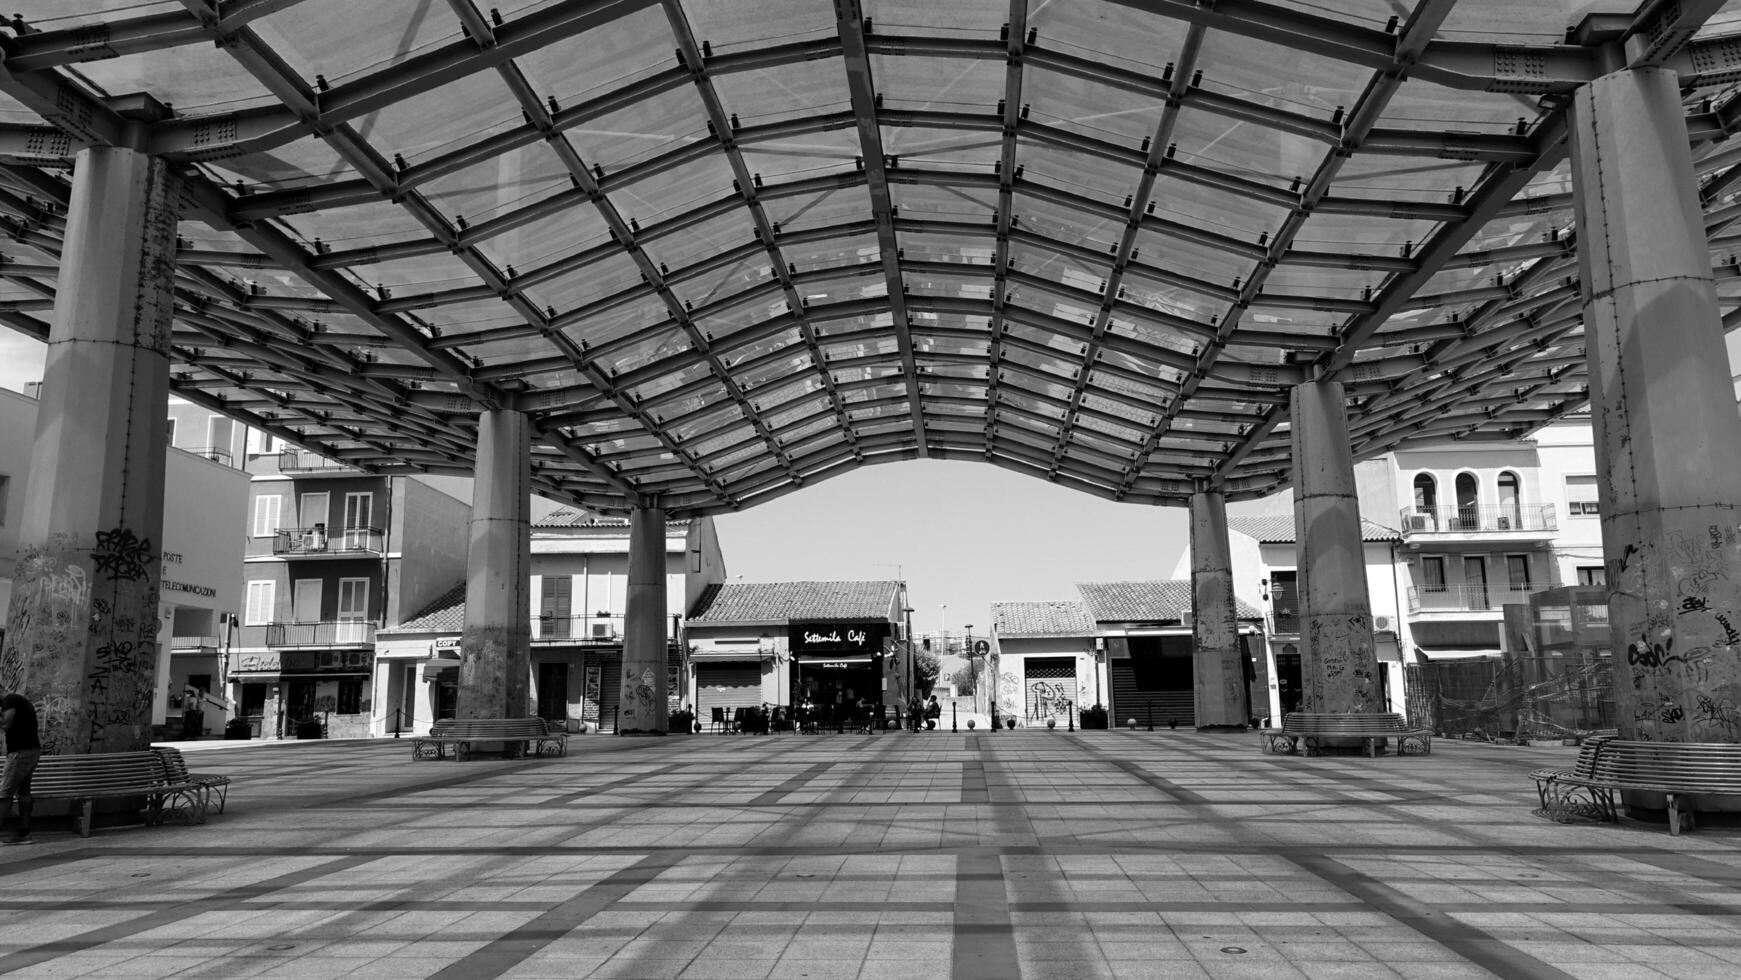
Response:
[[164, 417, 176, 447], [337, 679, 363, 714], [1577, 566, 1607, 587], [1421, 556, 1447, 592], [245, 581, 275, 625], [252, 495, 282, 537], [1506, 554, 1532, 592], [247, 427, 276, 454], [1497, 471, 1522, 527], [1566, 475, 1600, 516], [208, 415, 234, 455], [541, 574, 572, 638]]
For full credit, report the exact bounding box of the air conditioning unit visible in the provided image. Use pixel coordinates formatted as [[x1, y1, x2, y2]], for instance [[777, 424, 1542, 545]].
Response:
[[1179, 610, 1193, 628], [1405, 514, 1429, 532], [592, 622, 614, 640], [1374, 615, 1392, 632]]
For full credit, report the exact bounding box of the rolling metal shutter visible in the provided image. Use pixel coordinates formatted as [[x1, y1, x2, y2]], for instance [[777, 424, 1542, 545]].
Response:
[[1109, 637, 1195, 727], [696, 662, 762, 728], [1023, 657, 1077, 723]]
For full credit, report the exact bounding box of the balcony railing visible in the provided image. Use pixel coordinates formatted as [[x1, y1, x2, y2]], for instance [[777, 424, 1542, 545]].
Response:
[[277, 449, 360, 473], [1408, 584, 1538, 614], [185, 446, 233, 465], [265, 620, 376, 648], [170, 634, 221, 652], [272, 525, 384, 557], [1398, 504, 1557, 534], [532, 614, 626, 642]]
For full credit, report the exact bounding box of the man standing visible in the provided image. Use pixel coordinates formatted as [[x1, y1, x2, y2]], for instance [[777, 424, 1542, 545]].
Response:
[[1, 690, 40, 845]]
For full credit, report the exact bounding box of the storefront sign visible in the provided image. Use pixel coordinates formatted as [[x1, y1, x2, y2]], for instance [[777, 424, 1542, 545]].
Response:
[[229, 650, 366, 674], [788, 621, 890, 655], [234, 652, 281, 672], [163, 579, 217, 598]]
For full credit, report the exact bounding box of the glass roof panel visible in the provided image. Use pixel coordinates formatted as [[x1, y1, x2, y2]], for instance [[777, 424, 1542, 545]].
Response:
[[712, 60, 853, 126], [737, 131, 862, 183], [1023, 68, 1166, 147], [1021, 141, 1141, 205], [1193, 24, 1366, 121], [72, 42, 274, 114], [474, 199, 611, 273], [1031, 0, 1182, 76], [873, 55, 1002, 115], [570, 86, 709, 173], [765, 184, 877, 233], [279, 201, 432, 251], [418, 145, 573, 225], [356, 69, 518, 162], [199, 135, 359, 192], [250, 0, 459, 84], [611, 153, 738, 227], [683, 0, 838, 51], [1170, 107, 1323, 188]]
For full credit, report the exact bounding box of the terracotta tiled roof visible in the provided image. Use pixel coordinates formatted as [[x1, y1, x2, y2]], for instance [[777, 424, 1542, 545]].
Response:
[[991, 601, 1096, 637], [1076, 580, 1264, 623], [534, 506, 692, 530], [687, 581, 900, 623], [383, 584, 465, 634], [1226, 513, 1401, 544]]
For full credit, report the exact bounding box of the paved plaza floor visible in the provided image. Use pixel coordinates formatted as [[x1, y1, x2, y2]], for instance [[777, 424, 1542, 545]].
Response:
[[2, 730, 1739, 980]]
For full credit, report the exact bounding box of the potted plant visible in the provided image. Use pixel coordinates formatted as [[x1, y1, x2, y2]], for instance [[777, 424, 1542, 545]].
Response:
[[667, 709, 695, 734], [1079, 704, 1109, 729]]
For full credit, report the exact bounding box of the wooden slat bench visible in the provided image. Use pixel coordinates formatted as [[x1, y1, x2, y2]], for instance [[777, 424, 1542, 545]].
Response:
[[150, 746, 232, 815], [1260, 712, 1432, 758], [1530, 735, 1617, 823], [29, 751, 204, 837], [412, 718, 568, 760], [1532, 739, 1741, 835]]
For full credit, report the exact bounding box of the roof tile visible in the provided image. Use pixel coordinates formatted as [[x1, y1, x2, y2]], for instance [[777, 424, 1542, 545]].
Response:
[[1226, 513, 1400, 544], [1076, 580, 1264, 622], [991, 601, 1096, 637], [384, 584, 465, 634], [688, 581, 899, 623]]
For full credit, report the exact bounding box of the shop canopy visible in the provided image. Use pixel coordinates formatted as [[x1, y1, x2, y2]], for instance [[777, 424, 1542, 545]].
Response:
[[3, 2, 1740, 515]]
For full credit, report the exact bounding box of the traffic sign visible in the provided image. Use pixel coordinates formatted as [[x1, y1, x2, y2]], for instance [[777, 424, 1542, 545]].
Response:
[[973, 639, 990, 656]]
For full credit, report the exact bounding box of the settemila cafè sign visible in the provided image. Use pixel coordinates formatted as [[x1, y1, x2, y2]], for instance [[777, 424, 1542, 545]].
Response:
[[787, 621, 890, 655]]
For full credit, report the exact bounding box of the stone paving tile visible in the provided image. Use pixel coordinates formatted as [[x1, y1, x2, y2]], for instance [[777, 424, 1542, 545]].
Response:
[[3, 733, 1741, 979]]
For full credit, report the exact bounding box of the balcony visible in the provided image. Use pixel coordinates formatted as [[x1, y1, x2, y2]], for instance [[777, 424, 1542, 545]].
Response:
[[277, 449, 361, 474], [272, 525, 383, 557], [170, 635, 221, 653], [185, 446, 233, 466], [1408, 584, 1538, 614], [532, 614, 625, 643], [1398, 504, 1557, 537], [265, 620, 376, 648]]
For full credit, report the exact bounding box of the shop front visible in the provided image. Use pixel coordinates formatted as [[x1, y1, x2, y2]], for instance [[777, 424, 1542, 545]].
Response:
[[788, 621, 889, 726], [229, 648, 371, 739]]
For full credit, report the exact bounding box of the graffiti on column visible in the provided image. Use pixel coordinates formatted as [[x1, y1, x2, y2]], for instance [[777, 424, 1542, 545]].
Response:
[[1615, 527, 1741, 742], [1, 533, 91, 751], [84, 526, 160, 751], [622, 666, 655, 729], [1305, 611, 1379, 714]]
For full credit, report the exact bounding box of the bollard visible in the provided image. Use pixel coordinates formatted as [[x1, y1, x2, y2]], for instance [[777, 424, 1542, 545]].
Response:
[[613, 705, 620, 735], [1147, 700, 1154, 731], [952, 701, 958, 733], [1068, 701, 1075, 732], [393, 707, 401, 739]]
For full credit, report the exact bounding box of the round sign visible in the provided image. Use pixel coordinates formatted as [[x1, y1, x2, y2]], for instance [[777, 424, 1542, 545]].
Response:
[[973, 640, 990, 656]]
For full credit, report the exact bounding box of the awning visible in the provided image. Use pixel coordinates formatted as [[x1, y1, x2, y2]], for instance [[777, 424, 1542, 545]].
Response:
[[795, 652, 873, 665], [691, 648, 770, 663], [1415, 647, 1503, 661]]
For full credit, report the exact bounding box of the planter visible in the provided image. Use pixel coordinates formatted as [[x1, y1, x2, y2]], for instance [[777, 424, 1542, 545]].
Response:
[[295, 720, 324, 740]]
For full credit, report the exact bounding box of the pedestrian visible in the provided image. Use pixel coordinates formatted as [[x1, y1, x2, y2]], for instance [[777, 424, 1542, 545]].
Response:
[[925, 695, 940, 732], [1, 689, 40, 846]]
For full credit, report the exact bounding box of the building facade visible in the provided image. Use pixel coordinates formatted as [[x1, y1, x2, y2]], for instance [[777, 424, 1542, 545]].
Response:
[[371, 508, 726, 735], [684, 581, 908, 729], [229, 451, 468, 739]]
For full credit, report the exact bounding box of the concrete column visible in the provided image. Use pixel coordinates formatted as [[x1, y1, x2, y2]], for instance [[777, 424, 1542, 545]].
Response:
[[1572, 67, 1741, 743], [0, 147, 178, 755], [1190, 489, 1247, 729], [618, 504, 668, 734], [1290, 380, 1383, 715], [457, 410, 531, 720]]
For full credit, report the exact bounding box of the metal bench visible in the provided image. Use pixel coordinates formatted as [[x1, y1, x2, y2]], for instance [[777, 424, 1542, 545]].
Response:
[[29, 751, 204, 837], [412, 718, 568, 760], [150, 746, 232, 816], [1260, 712, 1432, 758], [1538, 739, 1741, 835], [1530, 735, 1616, 823]]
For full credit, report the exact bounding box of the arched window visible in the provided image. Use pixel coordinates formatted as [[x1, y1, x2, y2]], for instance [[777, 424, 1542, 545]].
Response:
[[1497, 471, 1522, 529], [1412, 474, 1437, 526], [1455, 473, 1480, 530]]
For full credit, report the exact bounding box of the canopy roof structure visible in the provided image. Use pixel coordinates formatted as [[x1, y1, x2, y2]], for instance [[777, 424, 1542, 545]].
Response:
[[3, 0, 1741, 517]]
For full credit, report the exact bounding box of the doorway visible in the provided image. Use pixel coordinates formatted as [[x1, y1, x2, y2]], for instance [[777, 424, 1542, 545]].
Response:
[[1275, 645, 1302, 717], [537, 661, 569, 723], [1464, 556, 1489, 610]]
